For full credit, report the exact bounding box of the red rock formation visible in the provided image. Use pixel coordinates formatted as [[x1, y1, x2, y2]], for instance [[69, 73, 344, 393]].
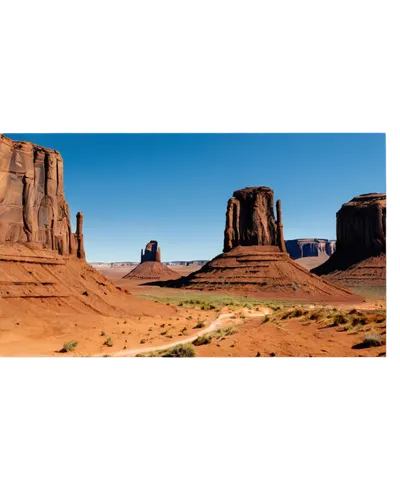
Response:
[[0, 134, 84, 258], [159, 186, 358, 299], [224, 186, 285, 252], [336, 193, 386, 259], [141, 240, 161, 263], [312, 193, 386, 285]]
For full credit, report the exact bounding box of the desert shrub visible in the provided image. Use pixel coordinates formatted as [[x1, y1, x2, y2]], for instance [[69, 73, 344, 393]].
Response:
[[330, 313, 348, 326], [362, 334, 384, 347], [281, 308, 307, 320], [60, 340, 78, 353], [140, 339, 146, 344], [104, 337, 113, 347], [223, 326, 236, 336], [181, 327, 188, 333], [161, 344, 196, 357], [262, 316, 270, 323], [350, 315, 367, 327], [194, 321, 205, 329], [309, 310, 324, 321], [193, 334, 212, 346], [100, 331, 105, 336]]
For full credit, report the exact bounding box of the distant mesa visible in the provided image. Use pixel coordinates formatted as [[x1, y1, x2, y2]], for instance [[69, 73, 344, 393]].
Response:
[[285, 239, 336, 260], [123, 240, 180, 280], [160, 186, 356, 299], [312, 193, 386, 286]]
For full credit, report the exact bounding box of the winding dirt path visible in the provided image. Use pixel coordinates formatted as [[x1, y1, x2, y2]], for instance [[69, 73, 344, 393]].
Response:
[[97, 307, 272, 357]]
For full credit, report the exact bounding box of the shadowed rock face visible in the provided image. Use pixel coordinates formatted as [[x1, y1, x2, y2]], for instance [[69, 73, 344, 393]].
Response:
[[0, 134, 84, 258], [312, 193, 386, 281], [336, 193, 386, 259], [285, 239, 336, 259], [140, 240, 161, 263], [223, 186, 286, 252]]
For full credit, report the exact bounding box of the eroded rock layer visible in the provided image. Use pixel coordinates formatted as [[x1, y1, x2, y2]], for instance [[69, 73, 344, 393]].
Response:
[[224, 187, 286, 253], [173, 245, 355, 298], [312, 193, 386, 285], [123, 261, 180, 280], [0, 134, 85, 257]]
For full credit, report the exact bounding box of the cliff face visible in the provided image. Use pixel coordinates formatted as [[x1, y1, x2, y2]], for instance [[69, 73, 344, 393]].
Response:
[[285, 239, 336, 259], [336, 193, 386, 260], [223, 186, 286, 252], [0, 134, 84, 258], [312, 193, 386, 283]]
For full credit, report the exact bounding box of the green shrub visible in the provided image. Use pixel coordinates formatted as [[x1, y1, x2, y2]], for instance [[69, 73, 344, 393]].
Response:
[[193, 334, 212, 346], [161, 344, 196, 357], [60, 340, 78, 353], [362, 334, 384, 347]]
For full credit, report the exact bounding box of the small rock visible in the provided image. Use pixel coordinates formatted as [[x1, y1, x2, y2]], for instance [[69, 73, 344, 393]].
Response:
[[256, 352, 261, 357], [270, 352, 276, 357]]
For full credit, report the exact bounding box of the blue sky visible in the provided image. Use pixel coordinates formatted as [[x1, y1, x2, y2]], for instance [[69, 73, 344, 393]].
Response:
[[6, 134, 386, 262]]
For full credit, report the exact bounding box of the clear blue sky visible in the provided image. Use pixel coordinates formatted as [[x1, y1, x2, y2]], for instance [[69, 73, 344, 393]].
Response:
[[5, 134, 386, 262]]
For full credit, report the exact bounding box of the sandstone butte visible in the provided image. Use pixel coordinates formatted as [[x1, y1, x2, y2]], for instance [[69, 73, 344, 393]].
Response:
[[123, 240, 180, 280], [0, 134, 170, 318], [161, 186, 358, 300], [312, 193, 386, 287]]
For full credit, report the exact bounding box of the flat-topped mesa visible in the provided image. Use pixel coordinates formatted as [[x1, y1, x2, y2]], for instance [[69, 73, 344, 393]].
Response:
[[0, 134, 85, 259], [223, 186, 286, 252], [336, 193, 386, 260], [140, 240, 161, 263]]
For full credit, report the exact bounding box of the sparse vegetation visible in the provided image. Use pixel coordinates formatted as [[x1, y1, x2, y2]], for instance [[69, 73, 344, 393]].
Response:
[[59, 340, 78, 353], [193, 334, 212, 346], [137, 343, 196, 358], [362, 334, 385, 347], [104, 337, 113, 347], [194, 321, 205, 329]]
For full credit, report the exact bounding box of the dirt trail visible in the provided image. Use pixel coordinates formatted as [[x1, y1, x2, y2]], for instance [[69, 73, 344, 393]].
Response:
[[98, 307, 272, 357]]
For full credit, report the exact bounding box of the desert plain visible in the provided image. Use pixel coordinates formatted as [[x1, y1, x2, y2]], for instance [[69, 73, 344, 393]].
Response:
[[0, 135, 386, 357]]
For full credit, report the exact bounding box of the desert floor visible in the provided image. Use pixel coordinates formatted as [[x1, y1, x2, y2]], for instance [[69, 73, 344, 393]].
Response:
[[0, 264, 386, 357]]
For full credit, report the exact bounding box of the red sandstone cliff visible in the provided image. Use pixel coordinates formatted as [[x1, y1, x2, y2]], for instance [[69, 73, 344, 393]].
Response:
[[312, 193, 386, 284], [224, 186, 286, 252], [0, 134, 84, 258]]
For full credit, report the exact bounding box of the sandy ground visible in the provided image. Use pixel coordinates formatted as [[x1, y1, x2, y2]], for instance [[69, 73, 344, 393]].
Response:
[[0, 264, 386, 357]]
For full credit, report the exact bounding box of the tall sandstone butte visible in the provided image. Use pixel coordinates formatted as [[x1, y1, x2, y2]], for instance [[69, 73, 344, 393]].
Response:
[[166, 186, 356, 299], [312, 193, 386, 284], [140, 240, 161, 263], [0, 134, 84, 258], [224, 186, 286, 252]]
